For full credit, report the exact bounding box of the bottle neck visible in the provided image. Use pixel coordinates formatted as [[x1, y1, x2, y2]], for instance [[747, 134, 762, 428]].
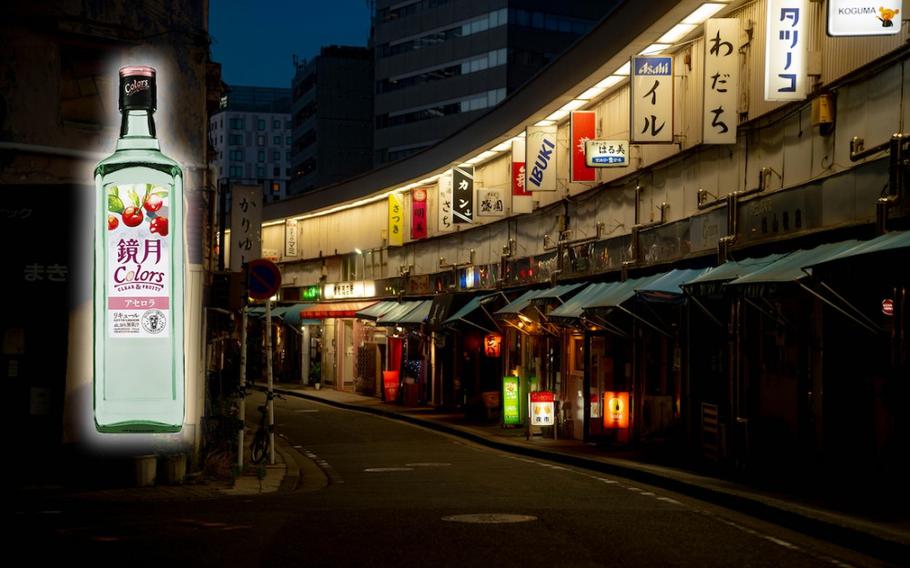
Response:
[[117, 109, 159, 151]]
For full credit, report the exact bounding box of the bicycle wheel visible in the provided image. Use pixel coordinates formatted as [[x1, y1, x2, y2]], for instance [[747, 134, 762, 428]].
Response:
[[250, 430, 268, 464]]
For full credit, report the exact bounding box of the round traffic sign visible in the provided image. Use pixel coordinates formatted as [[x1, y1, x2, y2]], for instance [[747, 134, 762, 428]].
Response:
[[882, 298, 894, 316], [248, 258, 281, 300]]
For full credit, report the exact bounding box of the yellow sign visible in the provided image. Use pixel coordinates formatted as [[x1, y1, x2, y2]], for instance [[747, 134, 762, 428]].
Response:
[[388, 193, 404, 246]]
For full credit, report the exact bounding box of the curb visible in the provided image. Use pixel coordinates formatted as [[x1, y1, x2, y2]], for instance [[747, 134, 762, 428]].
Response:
[[275, 386, 909, 564]]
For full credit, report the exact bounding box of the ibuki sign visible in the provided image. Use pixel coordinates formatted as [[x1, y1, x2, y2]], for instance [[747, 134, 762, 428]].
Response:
[[525, 125, 558, 191], [765, 0, 808, 101], [585, 139, 629, 167], [828, 1, 902, 36]]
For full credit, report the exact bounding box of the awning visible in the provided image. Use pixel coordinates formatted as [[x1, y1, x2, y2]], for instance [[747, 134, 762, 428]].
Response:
[[726, 240, 861, 286], [494, 288, 543, 317], [377, 300, 428, 326], [442, 293, 503, 333], [273, 303, 320, 327], [300, 301, 377, 319], [398, 300, 433, 325], [427, 293, 457, 330], [635, 268, 709, 302], [549, 282, 617, 322], [803, 230, 910, 269], [681, 253, 786, 296], [530, 282, 586, 303], [584, 274, 664, 311], [355, 300, 399, 320]]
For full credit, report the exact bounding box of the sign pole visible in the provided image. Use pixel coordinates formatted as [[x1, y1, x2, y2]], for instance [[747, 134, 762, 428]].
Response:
[[266, 297, 275, 465], [237, 304, 248, 469]]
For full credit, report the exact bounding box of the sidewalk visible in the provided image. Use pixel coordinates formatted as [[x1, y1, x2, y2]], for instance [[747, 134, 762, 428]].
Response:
[[273, 382, 910, 562]]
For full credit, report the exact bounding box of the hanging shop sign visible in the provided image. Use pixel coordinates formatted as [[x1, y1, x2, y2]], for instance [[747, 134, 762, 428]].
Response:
[[388, 193, 404, 246], [284, 218, 298, 257], [530, 391, 555, 426], [229, 184, 262, 272], [570, 111, 597, 182], [525, 125, 558, 191], [585, 140, 629, 167], [453, 166, 474, 224], [302, 285, 320, 301], [438, 172, 454, 233], [631, 56, 673, 143], [478, 188, 505, 217], [411, 187, 428, 240], [828, 1, 902, 36], [503, 376, 521, 426], [703, 19, 740, 144], [882, 298, 894, 316], [484, 334, 502, 357], [765, 0, 808, 101], [512, 139, 533, 214], [603, 391, 630, 429], [323, 281, 375, 300]]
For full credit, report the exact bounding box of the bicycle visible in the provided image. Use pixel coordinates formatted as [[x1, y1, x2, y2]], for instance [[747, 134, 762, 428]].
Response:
[[250, 390, 283, 464]]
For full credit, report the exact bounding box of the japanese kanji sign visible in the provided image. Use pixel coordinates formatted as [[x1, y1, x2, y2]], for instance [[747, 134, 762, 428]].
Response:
[[411, 187, 428, 240], [765, 0, 808, 101], [229, 184, 262, 272], [284, 218, 298, 257], [570, 111, 597, 182], [478, 188, 505, 217], [584, 139, 629, 167], [703, 19, 740, 144], [525, 125, 558, 191], [453, 166, 474, 224], [438, 172, 454, 233], [388, 193, 404, 246], [828, 1, 902, 37], [631, 56, 673, 143], [512, 139, 533, 214]]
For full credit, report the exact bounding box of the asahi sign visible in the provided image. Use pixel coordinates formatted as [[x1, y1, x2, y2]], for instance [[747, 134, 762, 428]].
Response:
[[828, 1, 902, 36], [631, 56, 674, 143], [585, 140, 629, 167], [525, 125, 558, 191]]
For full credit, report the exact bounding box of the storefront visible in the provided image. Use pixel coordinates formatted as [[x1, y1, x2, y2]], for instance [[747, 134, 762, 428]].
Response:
[[375, 300, 432, 405], [299, 300, 378, 391]]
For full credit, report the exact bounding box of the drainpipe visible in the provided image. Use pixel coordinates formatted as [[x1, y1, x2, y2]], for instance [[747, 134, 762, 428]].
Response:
[[700, 168, 771, 262], [851, 133, 908, 234], [622, 185, 668, 274]]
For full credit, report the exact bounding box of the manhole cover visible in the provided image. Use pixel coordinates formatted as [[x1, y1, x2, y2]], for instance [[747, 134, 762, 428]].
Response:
[[364, 467, 414, 472], [405, 462, 452, 467], [441, 514, 537, 524]]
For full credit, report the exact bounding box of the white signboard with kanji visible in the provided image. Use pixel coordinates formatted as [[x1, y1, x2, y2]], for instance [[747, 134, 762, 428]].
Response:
[[765, 0, 808, 101], [631, 56, 674, 143], [703, 19, 740, 144], [229, 184, 262, 272], [437, 172, 454, 233]]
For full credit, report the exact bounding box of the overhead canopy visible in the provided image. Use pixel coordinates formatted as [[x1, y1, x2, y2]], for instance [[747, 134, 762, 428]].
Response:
[[442, 293, 503, 333], [427, 293, 457, 330], [727, 240, 860, 286], [803, 230, 910, 269], [529, 282, 586, 303], [681, 253, 786, 296], [636, 268, 709, 302], [377, 300, 431, 326], [549, 282, 618, 322], [300, 301, 377, 319], [273, 303, 320, 327], [494, 288, 543, 317], [355, 300, 400, 320], [584, 274, 664, 311]]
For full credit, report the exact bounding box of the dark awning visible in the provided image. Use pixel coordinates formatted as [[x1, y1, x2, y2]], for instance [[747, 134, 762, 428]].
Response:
[[635, 268, 709, 302], [442, 293, 503, 333], [726, 240, 860, 287], [427, 293, 457, 330], [495, 283, 582, 317], [584, 274, 664, 311], [273, 303, 320, 327], [355, 300, 400, 320], [681, 253, 786, 296], [377, 301, 430, 326], [803, 230, 910, 270], [549, 282, 618, 323], [300, 301, 377, 319]]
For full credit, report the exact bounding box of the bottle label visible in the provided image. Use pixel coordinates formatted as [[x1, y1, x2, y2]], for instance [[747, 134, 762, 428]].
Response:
[[106, 183, 171, 338]]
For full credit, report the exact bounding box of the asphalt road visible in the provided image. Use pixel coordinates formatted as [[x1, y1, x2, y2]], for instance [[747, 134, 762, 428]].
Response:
[[14, 393, 890, 567]]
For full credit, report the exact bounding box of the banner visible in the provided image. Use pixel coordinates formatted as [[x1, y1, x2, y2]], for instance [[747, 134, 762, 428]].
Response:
[[703, 19, 740, 144], [525, 125, 558, 191], [284, 218, 298, 257], [511, 139, 533, 214], [388, 193, 403, 246], [438, 173, 454, 233], [411, 187, 428, 240], [631, 56, 673, 143], [453, 165, 474, 224], [229, 184, 262, 272], [570, 111, 596, 182], [765, 0, 808, 101]]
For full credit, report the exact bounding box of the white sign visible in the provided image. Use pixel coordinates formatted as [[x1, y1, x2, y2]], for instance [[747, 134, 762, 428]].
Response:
[[765, 0, 808, 101], [631, 56, 673, 143], [703, 19, 740, 144], [437, 173, 454, 233], [525, 125, 558, 191], [229, 184, 262, 272], [324, 280, 375, 300], [530, 392, 555, 426], [585, 139, 629, 167], [828, 1, 902, 36], [478, 188, 506, 217], [284, 218, 298, 257]]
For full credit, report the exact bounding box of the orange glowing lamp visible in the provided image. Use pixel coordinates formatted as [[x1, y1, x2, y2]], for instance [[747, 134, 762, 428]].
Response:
[[484, 334, 502, 357], [603, 391, 630, 429]]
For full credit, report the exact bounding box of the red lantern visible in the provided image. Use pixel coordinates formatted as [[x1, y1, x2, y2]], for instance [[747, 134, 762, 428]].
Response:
[[484, 334, 502, 357]]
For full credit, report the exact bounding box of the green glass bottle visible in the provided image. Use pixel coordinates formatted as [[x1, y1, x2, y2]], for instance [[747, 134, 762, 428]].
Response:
[[93, 66, 184, 432]]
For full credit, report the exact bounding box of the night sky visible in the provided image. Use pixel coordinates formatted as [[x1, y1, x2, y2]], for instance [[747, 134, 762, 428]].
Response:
[[209, 0, 372, 89]]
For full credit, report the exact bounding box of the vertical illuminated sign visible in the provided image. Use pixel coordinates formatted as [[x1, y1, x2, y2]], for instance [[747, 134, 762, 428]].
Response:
[[453, 166, 474, 224], [388, 193, 403, 246], [530, 391, 555, 426], [765, 0, 808, 101], [525, 125, 558, 191], [570, 111, 597, 182], [511, 139, 532, 214], [284, 218, 298, 257], [631, 56, 673, 143], [411, 187, 428, 240], [603, 391, 630, 429], [438, 173, 454, 233], [703, 19, 740, 144], [503, 375, 521, 425]]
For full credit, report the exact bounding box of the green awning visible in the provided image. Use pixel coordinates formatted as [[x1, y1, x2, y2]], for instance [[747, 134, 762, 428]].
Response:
[[530, 282, 586, 303], [274, 303, 319, 327], [355, 300, 399, 320], [727, 240, 861, 286], [377, 301, 425, 325], [584, 274, 664, 310], [399, 300, 433, 325], [804, 230, 910, 269], [443, 294, 494, 325], [636, 268, 709, 302], [681, 254, 786, 296], [494, 288, 544, 316], [549, 282, 617, 322]]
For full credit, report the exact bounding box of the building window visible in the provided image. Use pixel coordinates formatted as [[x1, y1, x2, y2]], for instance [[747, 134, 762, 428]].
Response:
[[375, 89, 506, 129], [229, 133, 243, 145], [272, 182, 280, 193], [286, 136, 292, 145], [286, 152, 291, 161], [258, 150, 265, 162], [285, 120, 292, 129], [377, 49, 507, 94], [272, 150, 280, 161], [229, 165, 243, 177], [272, 119, 280, 129], [230, 149, 244, 161], [257, 119, 266, 130], [257, 135, 265, 146], [273, 135, 281, 145], [229, 117, 244, 129], [273, 166, 281, 176], [256, 165, 265, 178]]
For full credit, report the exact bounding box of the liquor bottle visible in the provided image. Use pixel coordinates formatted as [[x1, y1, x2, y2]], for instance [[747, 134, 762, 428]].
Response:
[[94, 66, 184, 432]]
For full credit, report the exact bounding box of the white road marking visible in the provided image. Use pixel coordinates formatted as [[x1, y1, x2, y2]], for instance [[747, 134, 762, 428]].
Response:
[[441, 514, 538, 524]]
